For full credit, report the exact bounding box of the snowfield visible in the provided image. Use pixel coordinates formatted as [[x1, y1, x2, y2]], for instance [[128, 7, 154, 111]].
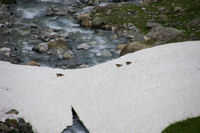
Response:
[[0, 41, 200, 133]]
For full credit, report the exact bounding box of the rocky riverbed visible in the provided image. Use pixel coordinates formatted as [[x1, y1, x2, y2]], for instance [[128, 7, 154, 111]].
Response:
[[0, 0, 142, 69]]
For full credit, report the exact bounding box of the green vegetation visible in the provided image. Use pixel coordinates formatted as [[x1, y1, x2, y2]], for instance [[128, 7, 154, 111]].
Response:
[[162, 116, 200, 133], [91, 0, 200, 39]]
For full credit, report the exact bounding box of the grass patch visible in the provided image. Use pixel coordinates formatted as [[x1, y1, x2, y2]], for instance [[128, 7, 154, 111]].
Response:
[[162, 116, 200, 133], [91, 0, 200, 39]]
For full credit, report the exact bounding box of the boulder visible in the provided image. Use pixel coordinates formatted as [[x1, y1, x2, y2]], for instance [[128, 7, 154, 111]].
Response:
[[120, 42, 149, 56], [147, 25, 183, 45]]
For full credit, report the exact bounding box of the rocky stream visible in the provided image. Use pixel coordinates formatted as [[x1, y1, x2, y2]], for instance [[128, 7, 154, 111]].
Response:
[[0, 0, 142, 69]]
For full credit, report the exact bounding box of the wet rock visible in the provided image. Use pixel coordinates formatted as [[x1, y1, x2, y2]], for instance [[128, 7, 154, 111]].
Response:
[[30, 23, 39, 29], [5, 109, 19, 115], [63, 51, 74, 59], [58, 54, 63, 59], [77, 43, 91, 50], [101, 50, 112, 57], [147, 25, 184, 45], [46, 5, 67, 16], [5, 119, 18, 128], [67, 6, 76, 14], [27, 61, 40, 66], [38, 28, 56, 42], [0, 47, 11, 53], [62, 32, 69, 38], [47, 39, 68, 51], [32, 43, 48, 53], [18, 30, 31, 36], [77, 13, 91, 27], [120, 42, 149, 56], [111, 35, 118, 39]]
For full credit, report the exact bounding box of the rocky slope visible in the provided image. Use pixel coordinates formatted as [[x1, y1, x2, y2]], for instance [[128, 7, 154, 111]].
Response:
[[77, 0, 200, 55]]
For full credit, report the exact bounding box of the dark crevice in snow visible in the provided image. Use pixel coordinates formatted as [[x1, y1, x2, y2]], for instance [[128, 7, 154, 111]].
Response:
[[62, 107, 90, 133]]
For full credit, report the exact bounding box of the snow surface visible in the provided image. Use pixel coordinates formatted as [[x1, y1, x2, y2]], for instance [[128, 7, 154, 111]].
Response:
[[0, 41, 200, 133]]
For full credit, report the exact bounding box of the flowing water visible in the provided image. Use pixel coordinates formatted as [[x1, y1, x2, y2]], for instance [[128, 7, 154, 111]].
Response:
[[6, 1, 128, 69]]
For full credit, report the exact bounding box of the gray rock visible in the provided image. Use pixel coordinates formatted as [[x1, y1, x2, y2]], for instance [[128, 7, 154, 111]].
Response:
[[92, 16, 104, 27], [146, 22, 161, 29], [63, 51, 74, 59], [101, 50, 112, 57], [147, 25, 183, 45], [62, 32, 70, 38], [77, 43, 91, 50], [0, 47, 11, 53], [120, 42, 149, 56], [77, 13, 91, 27], [187, 17, 200, 28], [32, 43, 48, 53], [47, 39, 68, 50], [58, 54, 64, 59]]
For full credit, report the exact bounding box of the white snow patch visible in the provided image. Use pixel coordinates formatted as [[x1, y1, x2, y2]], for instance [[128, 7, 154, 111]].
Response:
[[0, 41, 200, 133]]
